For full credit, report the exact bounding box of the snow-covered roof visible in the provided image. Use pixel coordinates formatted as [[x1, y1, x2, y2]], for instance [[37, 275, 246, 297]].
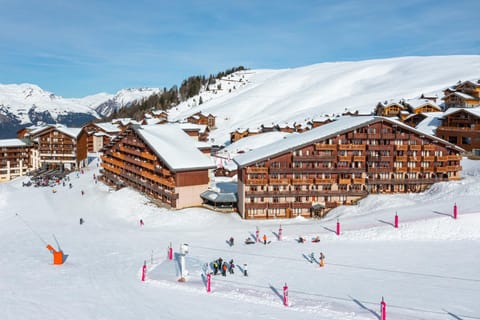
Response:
[[377, 99, 404, 107], [134, 124, 214, 172], [443, 92, 478, 101], [405, 98, 441, 111], [443, 107, 480, 118], [94, 122, 121, 133], [143, 118, 162, 125], [414, 113, 444, 136], [57, 127, 82, 138], [234, 116, 462, 167], [200, 190, 237, 203], [0, 138, 27, 147], [177, 123, 208, 132]]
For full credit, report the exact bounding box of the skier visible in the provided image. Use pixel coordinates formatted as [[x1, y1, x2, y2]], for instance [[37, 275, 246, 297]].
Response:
[[263, 234, 267, 245], [139, 219, 144, 227], [222, 262, 227, 276], [245, 237, 255, 245], [229, 259, 235, 274], [69, 183, 72, 189], [319, 252, 325, 267], [229, 237, 234, 247], [79, 217, 84, 225], [213, 260, 219, 275], [312, 235, 320, 243], [298, 236, 305, 243], [243, 263, 248, 277], [81, 190, 84, 196], [310, 252, 315, 263]]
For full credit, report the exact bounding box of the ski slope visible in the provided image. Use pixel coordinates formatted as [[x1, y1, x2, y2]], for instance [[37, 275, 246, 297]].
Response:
[[1, 157, 479, 320]]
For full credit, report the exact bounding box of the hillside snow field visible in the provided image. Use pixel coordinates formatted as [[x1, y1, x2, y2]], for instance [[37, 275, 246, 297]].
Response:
[[1, 157, 479, 320], [169, 55, 480, 145]]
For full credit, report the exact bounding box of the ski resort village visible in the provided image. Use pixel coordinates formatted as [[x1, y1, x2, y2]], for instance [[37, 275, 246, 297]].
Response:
[[1, 56, 480, 320]]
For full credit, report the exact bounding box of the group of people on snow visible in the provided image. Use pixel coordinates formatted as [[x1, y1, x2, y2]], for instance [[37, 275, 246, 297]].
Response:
[[212, 257, 235, 276]]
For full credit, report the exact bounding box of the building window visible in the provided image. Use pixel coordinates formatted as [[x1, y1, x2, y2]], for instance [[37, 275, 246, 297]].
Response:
[[461, 136, 472, 145]]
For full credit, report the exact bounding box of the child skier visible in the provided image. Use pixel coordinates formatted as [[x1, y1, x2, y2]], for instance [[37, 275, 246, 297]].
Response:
[[229, 259, 235, 274], [319, 252, 325, 267]]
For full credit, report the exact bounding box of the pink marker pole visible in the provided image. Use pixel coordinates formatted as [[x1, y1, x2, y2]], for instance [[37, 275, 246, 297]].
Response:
[[206, 273, 211, 292], [278, 225, 283, 241], [168, 243, 173, 260], [336, 219, 340, 236], [141, 261, 147, 281], [283, 283, 288, 307], [256, 228, 260, 243], [380, 297, 386, 320], [394, 213, 399, 229], [453, 203, 458, 219]]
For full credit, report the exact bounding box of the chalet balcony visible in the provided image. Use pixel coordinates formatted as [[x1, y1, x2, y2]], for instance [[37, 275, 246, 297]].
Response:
[[394, 167, 407, 172], [315, 178, 336, 184], [315, 143, 337, 151], [101, 155, 124, 168], [409, 145, 422, 151], [353, 156, 366, 162], [423, 145, 436, 151], [292, 155, 335, 161], [268, 202, 290, 209], [334, 167, 365, 173], [407, 167, 421, 172], [395, 145, 408, 151], [101, 162, 122, 175], [437, 126, 480, 133], [325, 201, 338, 208], [447, 165, 462, 171], [291, 202, 313, 209], [141, 170, 175, 188], [381, 133, 396, 139], [435, 167, 449, 173], [245, 202, 268, 209], [380, 156, 393, 162], [246, 167, 268, 173], [269, 178, 291, 185], [141, 152, 156, 161], [408, 156, 420, 162], [421, 167, 435, 173], [423, 156, 435, 161], [122, 138, 144, 148], [339, 178, 351, 184], [368, 177, 448, 185], [353, 178, 365, 184], [338, 155, 352, 162], [367, 133, 382, 139], [291, 178, 314, 185], [246, 178, 269, 185], [154, 167, 172, 176], [395, 156, 407, 162], [368, 167, 391, 173], [338, 144, 366, 151], [437, 155, 460, 162], [395, 133, 411, 140], [368, 144, 392, 151]]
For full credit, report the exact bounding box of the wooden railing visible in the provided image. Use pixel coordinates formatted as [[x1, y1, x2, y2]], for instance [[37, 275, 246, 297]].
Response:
[[315, 143, 337, 151], [338, 156, 352, 162], [353, 178, 365, 184], [353, 156, 366, 162], [246, 167, 268, 173], [394, 167, 407, 172], [269, 178, 291, 185], [339, 178, 351, 184], [338, 144, 366, 150], [395, 156, 407, 162], [395, 145, 408, 151], [409, 145, 421, 151], [141, 170, 175, 188], [315, 178, 336, 184], [423, 156, 435, 161], [101, 162, 122, 175], [246, 178, 269, 185], [423, 145, 436, 151], [291, 178, 314, 185]]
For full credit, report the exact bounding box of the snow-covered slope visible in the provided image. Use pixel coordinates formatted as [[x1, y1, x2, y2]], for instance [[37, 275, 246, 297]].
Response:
[[0, 157, 479, 320], [169, 55, 480, 145]]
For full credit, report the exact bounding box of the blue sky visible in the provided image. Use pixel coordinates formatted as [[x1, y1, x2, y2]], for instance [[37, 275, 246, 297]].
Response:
[[0, 0, 478, 97]]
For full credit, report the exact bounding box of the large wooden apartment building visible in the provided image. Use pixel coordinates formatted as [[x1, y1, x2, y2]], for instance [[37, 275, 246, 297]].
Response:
[[436, 108, 480, 151], [0, 139, 31, 182], [28, 125, 88, 170], [233, 116, 463, 220], [100, 124, 215, 209], [83, 122, 121, 152]]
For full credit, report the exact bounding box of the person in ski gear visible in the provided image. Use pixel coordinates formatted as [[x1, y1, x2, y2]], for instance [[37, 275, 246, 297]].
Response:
[[319, 252, 325, 267], [139, 219, 144, 227], [310, 252, 315, 263], [312, 235, 320, 243], [243, 264, 248, 277], [213, 260, 219, 275], [298, 236, 305, 243], [79, 217, 84, 225], [222, 262, 227, 276], [263, 234, 267, 245], [69, 183, 72, 189], [229, 237, 234, 247], [81, 190, 84, 196], [213, 260, 218, 276], [229, 259, 235, 274]]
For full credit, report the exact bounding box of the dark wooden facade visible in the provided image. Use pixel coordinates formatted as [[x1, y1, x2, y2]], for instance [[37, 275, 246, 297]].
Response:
[[0, 140, 31, 181], [31, 127, 87, 170], [235, 117, 463, 220], [436, 109, 480, 151], [186, 112, 216, 128], [83, 123, 121, 153], [100, 126, 213, 209]]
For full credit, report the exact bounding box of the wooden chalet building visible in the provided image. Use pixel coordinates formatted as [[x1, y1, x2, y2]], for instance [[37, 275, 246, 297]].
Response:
[[443, 80, 480, 110], [186, 112, 216, 129], [375, 101, 406, 117], [83, 122, 121, 153], [404, 99, 441, 114], [436, 108, 480, 151], [0, 139, 31, 182], [233, 116, 463, 220], [29, 125, 87, 170], [178, 123, 210, 142], [100, 124, 215, 209], [230, 128, 250, 143]]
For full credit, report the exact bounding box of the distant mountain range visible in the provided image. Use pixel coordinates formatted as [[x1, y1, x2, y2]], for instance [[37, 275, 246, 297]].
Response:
[[0, 84, 161, 138]]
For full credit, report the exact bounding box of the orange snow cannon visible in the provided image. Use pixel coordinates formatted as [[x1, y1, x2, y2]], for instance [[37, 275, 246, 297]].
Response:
[[46, 244, 64, 265]]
